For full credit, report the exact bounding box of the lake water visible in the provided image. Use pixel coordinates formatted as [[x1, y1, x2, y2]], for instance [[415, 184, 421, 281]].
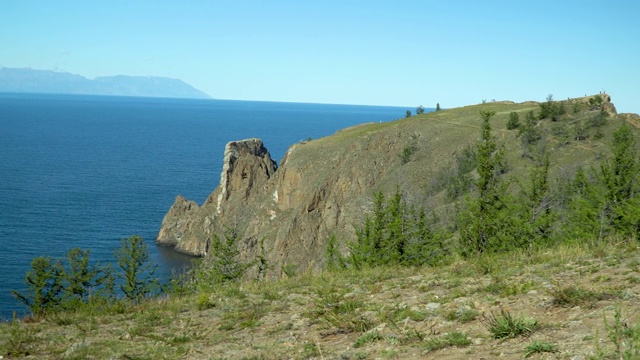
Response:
[[0, 93, 407, 318]]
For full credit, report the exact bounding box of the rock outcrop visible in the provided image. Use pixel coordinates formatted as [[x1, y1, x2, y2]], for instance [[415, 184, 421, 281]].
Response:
[[156, 138, 277, 256]]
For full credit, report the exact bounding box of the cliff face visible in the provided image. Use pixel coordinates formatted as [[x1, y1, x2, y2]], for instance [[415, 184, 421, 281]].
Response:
[[156, 122, 425, 275], [156, 138, 277, 256], [157, 95, 626, 276]]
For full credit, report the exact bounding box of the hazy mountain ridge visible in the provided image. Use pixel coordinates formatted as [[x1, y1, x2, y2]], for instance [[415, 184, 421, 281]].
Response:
[[0, 67, 211, 99]]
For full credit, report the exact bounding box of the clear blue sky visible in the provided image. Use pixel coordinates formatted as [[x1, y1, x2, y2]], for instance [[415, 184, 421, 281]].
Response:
[[2, 1, 639, 112]]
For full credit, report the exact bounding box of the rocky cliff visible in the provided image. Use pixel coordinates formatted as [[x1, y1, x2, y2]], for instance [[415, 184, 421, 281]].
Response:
[[157, 138, 277, 256], [157, 94, 626, 276], [156, 114, 439, 275]]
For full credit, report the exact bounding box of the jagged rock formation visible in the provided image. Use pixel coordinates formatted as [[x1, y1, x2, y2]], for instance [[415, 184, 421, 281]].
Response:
[[157, 94, 627, 276], [156, 138, 277, 255]]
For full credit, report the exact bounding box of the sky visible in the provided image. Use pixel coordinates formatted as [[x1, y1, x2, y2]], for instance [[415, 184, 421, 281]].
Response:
[[1, 1, 639, 113]]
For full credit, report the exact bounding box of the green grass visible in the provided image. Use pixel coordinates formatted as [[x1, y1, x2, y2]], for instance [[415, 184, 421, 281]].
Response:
[[550, 285, 614, 308], [601, 306, 640, 359], [4, 143, 640, 360], [444, 307, 479, 323], [482, 309, 537, 339], [524, 341, 559, 357], [423, 331, 472, 352], [354, 331, 385, 348]]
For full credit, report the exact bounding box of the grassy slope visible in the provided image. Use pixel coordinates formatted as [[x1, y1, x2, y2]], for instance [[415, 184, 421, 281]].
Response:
[[2, 241, 639, 359], [3, 95, 639, 359]]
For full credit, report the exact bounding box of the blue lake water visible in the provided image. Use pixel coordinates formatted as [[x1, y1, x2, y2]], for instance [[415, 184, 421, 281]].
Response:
[[0, 93, 407, 318]]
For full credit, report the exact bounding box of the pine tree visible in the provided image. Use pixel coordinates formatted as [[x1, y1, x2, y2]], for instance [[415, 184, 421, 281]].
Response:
[[458, 111, 511, 256], [64, 248, 114, 303], [348, 188, 445, 267], [208, 229, 252, 282], [115, 236, 160, 302], [506, 111, 520, 130], [512, 154, 555, 250], [601, 125, 638, 235], [565, 125, 639, 241], [12, 256, 65, 316]]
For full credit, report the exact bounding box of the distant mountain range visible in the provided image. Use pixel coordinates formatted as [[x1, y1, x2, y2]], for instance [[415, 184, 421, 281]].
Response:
[[0, 67, 211, 99]]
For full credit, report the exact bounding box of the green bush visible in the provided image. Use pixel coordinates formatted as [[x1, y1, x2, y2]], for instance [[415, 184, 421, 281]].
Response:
[[589, 95, 604, 110], [538, 94, 565, 120], [506, 111, 520, 130], [604, 306, 640, 359], [354, 331, 384, 348], [400, 144, 416, 164], [565, 125, 640, 241]]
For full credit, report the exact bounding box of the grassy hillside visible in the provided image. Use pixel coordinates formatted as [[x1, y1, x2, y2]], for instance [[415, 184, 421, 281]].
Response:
[[1, 241, 639, 359], [3, 94, 640, 359]]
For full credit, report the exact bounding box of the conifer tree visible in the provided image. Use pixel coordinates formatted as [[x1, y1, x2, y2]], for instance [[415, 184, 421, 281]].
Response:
[[209, 229, 245, 281], [348, 188, 445, 267], [566, 125, 639, 241], [458, 110, 511, 256], [115, 236, 160, 302], [511, 154, 555, 250], [12, 256, 65, 316], [64, 248, 114, 303]]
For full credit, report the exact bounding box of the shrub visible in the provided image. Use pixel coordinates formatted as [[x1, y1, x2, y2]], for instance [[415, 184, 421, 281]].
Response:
[[565, 125, 640, 241], [589, 95, 604, 110], [354, 331, 384, 348], [400, 144, 416, 164], [325, 234, 346, 271], [550, 286, 612, 308], [423, 331, 471, 352], [506, 111, 520, 130], [590, 108, 609, 128], [604, 306, 640, 359], [538, 94, 565, 120], [444, 307, 479, 323]]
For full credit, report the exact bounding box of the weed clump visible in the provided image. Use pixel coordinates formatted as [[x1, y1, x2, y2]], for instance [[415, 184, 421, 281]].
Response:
[[524, 341, 559, 357], [482, 308, 537, 339], [550, 286, 612, 308]]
